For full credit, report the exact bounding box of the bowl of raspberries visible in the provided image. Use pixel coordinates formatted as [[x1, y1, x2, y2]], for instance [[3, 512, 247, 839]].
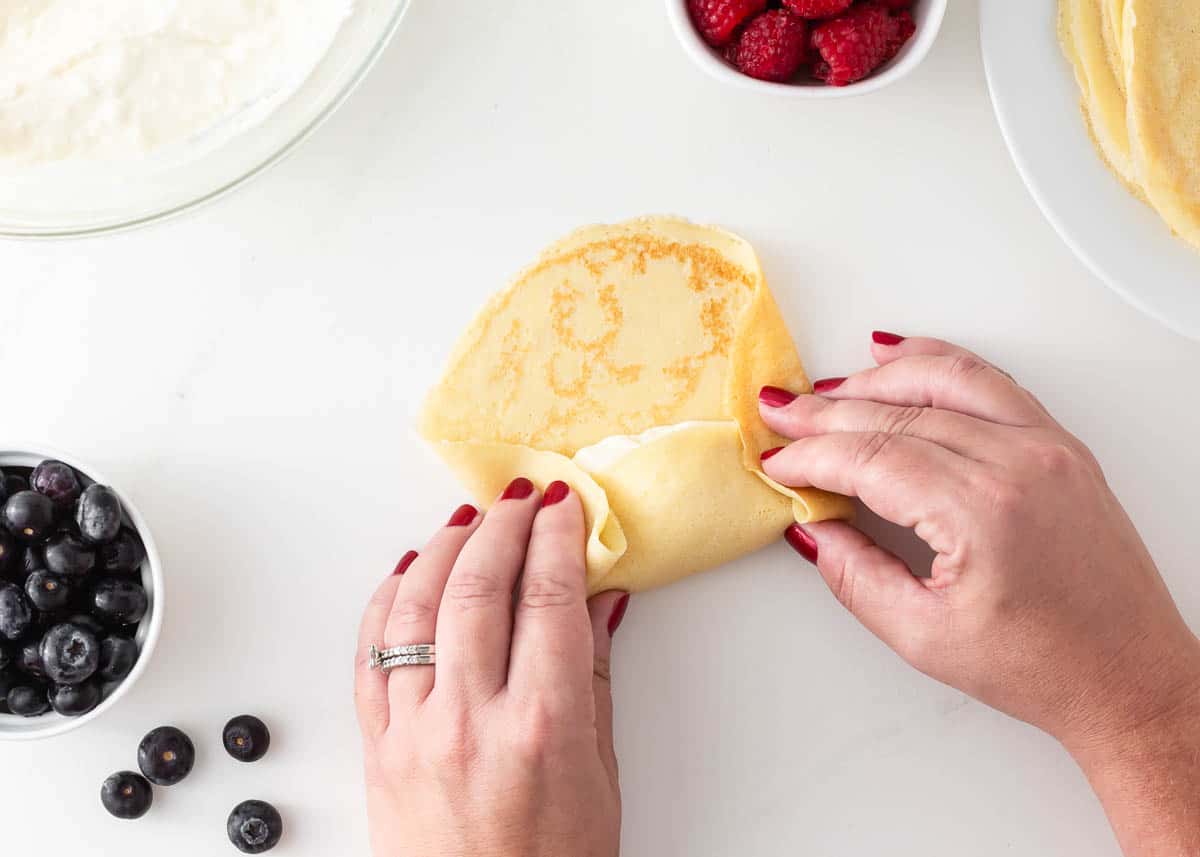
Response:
[[0, 447, 162, 740], [671, 0, 946, 94]]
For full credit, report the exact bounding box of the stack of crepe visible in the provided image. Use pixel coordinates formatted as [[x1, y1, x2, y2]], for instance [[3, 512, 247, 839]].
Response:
[[420, 217, 852, 596], [1058, 0, 1200, 249]]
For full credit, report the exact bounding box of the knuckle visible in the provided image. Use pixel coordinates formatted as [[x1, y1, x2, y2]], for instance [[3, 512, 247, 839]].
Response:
[[825, 555, 859, 615], [443, 569, 507, 611], [432, 712, 478, 771], [946, 354, 991, 386], [519, 574, 578, 611], [512, 700, 562, 761], [388, 597, 438, 630], [878, 405, 926, 437], [852, 431, 898, 472]]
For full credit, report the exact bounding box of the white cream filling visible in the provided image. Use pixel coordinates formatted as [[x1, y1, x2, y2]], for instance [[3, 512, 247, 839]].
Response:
[[571, 420, 730, 473]]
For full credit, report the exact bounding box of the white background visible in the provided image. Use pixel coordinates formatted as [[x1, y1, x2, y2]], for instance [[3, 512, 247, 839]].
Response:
[[3, 1, 1198, 854]]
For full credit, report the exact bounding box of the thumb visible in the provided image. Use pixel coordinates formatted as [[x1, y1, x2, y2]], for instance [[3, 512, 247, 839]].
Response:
[[587, 589, 628, 785], [786, 520, 937, 663]]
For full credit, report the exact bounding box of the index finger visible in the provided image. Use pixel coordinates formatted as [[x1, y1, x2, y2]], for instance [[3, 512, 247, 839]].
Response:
[[849, 334, 1051, 426], [506, 482, 593, 716]]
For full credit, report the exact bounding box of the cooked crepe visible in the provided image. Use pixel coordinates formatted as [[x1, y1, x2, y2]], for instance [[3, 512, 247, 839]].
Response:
[[1058, 0, 1200, 249], [420, 216, 852, 595], [1059, 0, 1140, 194], [1123, 0, 1200, 248]]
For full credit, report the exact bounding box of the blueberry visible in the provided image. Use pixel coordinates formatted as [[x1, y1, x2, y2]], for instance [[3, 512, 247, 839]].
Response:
[[48, 680, 101, 716], [16, 639, 46, 680], [0, 644, 9, 671], [91, 578, 147, 626], [0, 666, 16, 698], [0, 582, 32, 641], [226, 800, 283, 854], [43, 532, 95, 578], [75, 485, 122, 545], [97, 529, 145, 575], [7, 683, 50, 716], [137, 726, 195, 786], [223, 715, 271, 763], [66, 613, 105, 636], [2, 491, 56, 542], [40, 623, 100, 684], [100, 771, 153, 820], [30, 461, 82, 509], [98, 636, 138, 682], [25, 570, 72, 613]]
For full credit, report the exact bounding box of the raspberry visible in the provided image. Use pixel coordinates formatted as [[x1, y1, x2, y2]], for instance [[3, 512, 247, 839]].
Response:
[[727, 10, 809, 82], [781, 0, 854, 19], [883, 9, 916, 62], [810, 3, 900, 86], [687, 0, 769, 47]]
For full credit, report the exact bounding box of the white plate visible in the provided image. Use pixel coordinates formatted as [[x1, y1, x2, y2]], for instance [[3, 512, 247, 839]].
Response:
[[980, 0, 1200, 341]]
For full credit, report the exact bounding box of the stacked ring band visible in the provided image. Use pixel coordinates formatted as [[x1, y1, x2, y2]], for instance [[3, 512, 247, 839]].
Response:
[[368, 644, 437, 671]]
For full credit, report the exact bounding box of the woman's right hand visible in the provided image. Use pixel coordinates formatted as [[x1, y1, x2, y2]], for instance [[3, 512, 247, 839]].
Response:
[[758, 333, 1200, 854]]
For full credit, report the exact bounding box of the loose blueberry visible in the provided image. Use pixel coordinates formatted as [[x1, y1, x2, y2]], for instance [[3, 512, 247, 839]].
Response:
[[75, 485, 122, 545], [40, 623, 100, 685], [138, 726, 195, 786], [16, 640, 46, 680], [25, 570, 72, 613], [2, 491, 56, 542], [43, 532, 95, 578], [223, 715, 271, 763], [30, 461, 82, 509], [226, 800, 283, 854], [97, 528, 145, 575], [91, 578, 147, 626], [98, 636, 138, 682], [7, 683, 50, 716], [48, 680, 101, 716], [0, 583, 32, 641], [100, 771, 153, 820]]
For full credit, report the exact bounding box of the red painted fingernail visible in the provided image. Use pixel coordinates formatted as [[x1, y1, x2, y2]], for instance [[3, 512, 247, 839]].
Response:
[[812, 377, 846, 393], [785, 523, 818, 564], [501, 477, 534, 501], [759, 386, 797, 408], [392, 550, 418, 576], [760, 446, 784, 461], [872, 330, 905, 346], [607, 594, 630, 637], [541, 481, 570, 507], [447, 504, 478, 527]]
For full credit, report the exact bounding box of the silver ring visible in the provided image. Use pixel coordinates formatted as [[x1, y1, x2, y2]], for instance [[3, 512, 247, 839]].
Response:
[[369, 644, 436, 671]]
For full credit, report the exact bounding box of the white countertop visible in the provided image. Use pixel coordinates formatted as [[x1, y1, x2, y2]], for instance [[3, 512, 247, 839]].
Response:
[[3, 1, 1198, 854]]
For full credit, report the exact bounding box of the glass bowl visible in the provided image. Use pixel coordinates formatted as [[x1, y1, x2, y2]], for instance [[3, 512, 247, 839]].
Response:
[[0, 0, 411, 239]]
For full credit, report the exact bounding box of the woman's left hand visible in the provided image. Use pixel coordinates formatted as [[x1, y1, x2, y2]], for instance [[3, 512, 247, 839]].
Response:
[[355, 479, 628, 857]]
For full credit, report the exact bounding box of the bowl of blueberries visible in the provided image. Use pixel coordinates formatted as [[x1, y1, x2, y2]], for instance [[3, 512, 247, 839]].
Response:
[[0, 446, 162, 740]]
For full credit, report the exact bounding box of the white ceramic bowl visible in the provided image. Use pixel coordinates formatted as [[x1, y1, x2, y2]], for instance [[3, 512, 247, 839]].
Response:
[[0, 0, 410, 238], [0, 447, 163, 741], [665, 0, 946, 97]]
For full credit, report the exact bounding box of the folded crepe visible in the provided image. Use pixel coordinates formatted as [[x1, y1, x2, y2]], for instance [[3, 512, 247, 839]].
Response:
[[420, 216, 852, 595]]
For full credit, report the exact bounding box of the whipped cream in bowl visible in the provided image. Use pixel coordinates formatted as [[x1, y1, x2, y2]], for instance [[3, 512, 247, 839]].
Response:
[[0, 0, 411, 237]]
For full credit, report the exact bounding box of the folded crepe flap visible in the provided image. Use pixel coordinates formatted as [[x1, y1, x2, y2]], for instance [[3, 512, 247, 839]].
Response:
[[581, 421, 797, 594], [419, 216, 768, 456], [430, 441, 627, 591]]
